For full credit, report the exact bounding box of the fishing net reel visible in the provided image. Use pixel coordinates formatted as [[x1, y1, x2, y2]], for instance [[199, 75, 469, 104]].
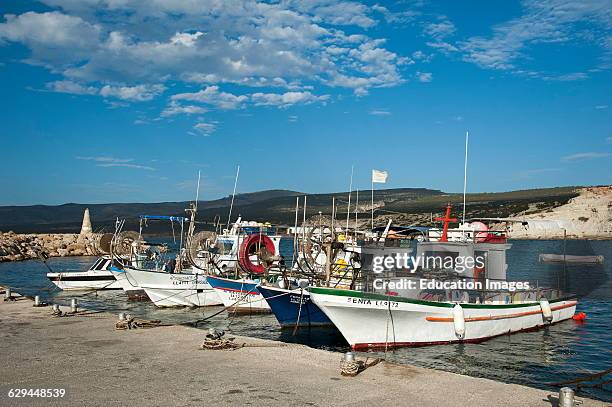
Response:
[[95, 233, 114, 255], [111, 231, 142, 256], [185, 231, 218, 271]]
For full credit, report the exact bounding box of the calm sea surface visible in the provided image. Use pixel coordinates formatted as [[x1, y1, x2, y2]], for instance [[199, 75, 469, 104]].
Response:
[[0, 239, 610, 401]]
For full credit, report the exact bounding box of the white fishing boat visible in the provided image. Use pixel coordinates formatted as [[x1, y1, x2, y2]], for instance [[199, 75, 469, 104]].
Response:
[[47, 256, 121, 290], [108, 266, 147, 299], [123, 266, 222, 307], [310, 206, 578, 349], [309, 287, 576, 349]]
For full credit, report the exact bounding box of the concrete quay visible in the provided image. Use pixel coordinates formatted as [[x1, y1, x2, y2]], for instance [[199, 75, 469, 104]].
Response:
[[0, 296, 605, 407]]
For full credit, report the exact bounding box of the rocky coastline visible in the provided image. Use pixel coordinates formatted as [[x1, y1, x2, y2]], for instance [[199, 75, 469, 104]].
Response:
[[0, 232, 100, 262]]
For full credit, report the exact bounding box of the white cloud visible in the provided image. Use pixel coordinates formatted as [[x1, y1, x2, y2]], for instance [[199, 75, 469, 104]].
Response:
[[416, 71, 432, 82], [161, 101, 207, 117], [288, 115, 298, 122], [47, 80, 97, 95], [459, 0, 612, 74], [97, 163, 155, 170], [291, 1, 376, 28], [562, 152, 612, 161], [542, 72, 588, 81], [193, 121, 217, 136], [0, 2, 410, 102], [0, 11, 100, 66], [76, 156, 132, 163], [595, 105, 608, 109], [76, 155, 154, 170], [606, 137, 612, 143], [172, 86, 248, 110], [99, 84, 165, 101], [424, 19, 456, 40], [369, 109, 391, 116], [372, 4, 417, 24], [426, 41, 458, 53], [251, 91, 330, 108]]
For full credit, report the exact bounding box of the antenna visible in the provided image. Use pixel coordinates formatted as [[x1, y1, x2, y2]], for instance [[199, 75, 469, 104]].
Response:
[[462, 131, 469, 226], [227, 165, 240, 229], [195, 170, 201, 212]]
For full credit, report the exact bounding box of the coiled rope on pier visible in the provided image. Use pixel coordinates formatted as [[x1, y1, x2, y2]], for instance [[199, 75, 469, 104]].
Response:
[[340, 359, 364, 377]]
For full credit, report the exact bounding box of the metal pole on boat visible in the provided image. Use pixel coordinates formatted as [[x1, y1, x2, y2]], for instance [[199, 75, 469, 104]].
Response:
[[371, 178, 374, 231], [195, 170, 201, 212], [303, 195, 307, 239], [331, 197, 335, 240], [346, 165, 354, 235], [292, 196, 299, 266], [462, 131, 469, 229], [227, 165, 240, 229], [354, 188, 359, 241], [70, 298, 78, 313]]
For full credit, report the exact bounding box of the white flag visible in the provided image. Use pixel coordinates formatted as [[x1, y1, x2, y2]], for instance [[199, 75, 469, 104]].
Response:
[[372, 169, 388, 183]]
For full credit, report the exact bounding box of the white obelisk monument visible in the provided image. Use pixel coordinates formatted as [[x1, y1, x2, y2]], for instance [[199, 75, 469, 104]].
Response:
[[80, 208, 92, 235]]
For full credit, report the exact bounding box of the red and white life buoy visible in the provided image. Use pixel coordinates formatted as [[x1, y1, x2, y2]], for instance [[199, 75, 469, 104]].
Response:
[[238, 234, 275, 275]]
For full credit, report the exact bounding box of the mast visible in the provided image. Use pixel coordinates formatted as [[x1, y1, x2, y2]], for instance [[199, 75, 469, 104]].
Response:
[[292, 196, 299, 267], [462, 131, 469, 227], [346, 165, 353, 235], [227, 165, 240, 229]]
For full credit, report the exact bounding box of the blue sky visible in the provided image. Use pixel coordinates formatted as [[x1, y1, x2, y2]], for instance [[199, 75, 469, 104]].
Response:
[[0, 0, 610, 205]]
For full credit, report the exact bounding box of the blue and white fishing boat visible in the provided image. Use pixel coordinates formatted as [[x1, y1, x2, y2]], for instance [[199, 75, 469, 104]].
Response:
[[258, 285, 333, 327], [206, 275, 270, 312]]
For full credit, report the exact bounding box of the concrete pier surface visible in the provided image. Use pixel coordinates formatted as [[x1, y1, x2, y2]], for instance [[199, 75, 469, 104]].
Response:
[[0, 297, 605, 407]]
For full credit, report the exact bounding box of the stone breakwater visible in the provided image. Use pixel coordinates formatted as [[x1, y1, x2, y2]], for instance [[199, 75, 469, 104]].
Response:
[[0, 232, 100, 262]]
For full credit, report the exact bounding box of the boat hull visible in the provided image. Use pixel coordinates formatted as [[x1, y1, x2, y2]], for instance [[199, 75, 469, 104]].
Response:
[[206, 275, 270, 312], [258, 285, 333, 327], [123, 267, 222, 307], [310, 288, 577, 349], [47, 270, 121, 291], [109, 267, 148, 299]]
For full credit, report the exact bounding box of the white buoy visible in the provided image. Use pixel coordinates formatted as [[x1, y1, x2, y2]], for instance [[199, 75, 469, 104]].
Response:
[[34, 295, 40, 306], [540, 299, 553, 323], [71, 299, 78, 313], [558, 387, 575, 407], [453, 304, 466, 339]]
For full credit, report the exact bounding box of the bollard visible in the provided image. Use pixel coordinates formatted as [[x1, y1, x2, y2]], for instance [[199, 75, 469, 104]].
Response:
[[343, 351, 355, 363], [34, 295, 40, 306], [4, 287, 11, 300], [118, 312, 126, 321], [558, 387, 575, 407], [70, 298, 78, 313]]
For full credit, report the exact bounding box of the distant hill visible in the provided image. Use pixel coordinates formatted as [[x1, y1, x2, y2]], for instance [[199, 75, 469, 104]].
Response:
[[0, 187, 580, 233]]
